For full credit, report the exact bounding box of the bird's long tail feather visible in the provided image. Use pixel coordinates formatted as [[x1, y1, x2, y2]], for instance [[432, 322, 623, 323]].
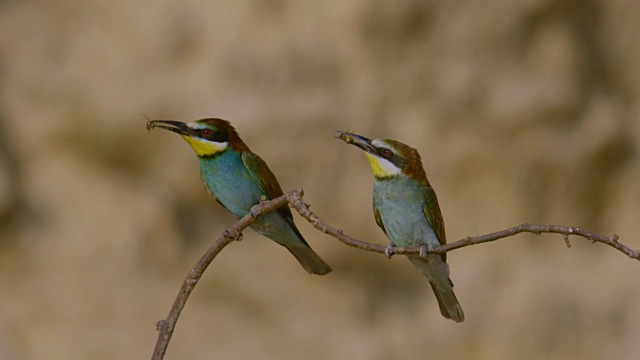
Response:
[[286, 246, 332, 276], [429, 282, 465, 322], [408, 256, 464, 322]]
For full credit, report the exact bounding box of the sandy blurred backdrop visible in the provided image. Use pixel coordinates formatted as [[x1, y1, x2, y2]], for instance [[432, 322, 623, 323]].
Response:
[[0, 0, 639, 359]]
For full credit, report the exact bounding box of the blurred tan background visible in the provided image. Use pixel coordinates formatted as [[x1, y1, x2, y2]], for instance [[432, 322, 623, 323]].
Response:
[[1, 0, 639, 359]]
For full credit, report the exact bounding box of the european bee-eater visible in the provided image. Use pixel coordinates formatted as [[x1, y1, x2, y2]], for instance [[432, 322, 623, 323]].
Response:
[[148, 118, 332, 275], [337, 131, 464, 322]]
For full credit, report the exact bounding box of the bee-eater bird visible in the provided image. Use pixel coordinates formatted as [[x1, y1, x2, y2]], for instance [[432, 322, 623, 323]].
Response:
[[337, 131, 464, 322], [147, 118, 332, 275]]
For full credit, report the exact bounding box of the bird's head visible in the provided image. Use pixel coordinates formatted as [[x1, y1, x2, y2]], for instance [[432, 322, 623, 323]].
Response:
[[147, 118, 248, 157], [336, 131, 428, 182]]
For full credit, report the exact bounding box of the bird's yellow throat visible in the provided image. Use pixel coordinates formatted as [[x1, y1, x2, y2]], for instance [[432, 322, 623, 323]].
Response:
[[365, 153, 401, 177], [182, 136, 229, 157]]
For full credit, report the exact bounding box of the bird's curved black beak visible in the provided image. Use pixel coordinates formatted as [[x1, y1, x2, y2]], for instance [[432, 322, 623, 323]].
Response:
[[336, 131, 376, 154], [146, 120, 194, 136]]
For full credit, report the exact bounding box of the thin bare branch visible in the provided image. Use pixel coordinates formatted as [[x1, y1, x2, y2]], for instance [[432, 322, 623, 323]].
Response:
[[153, 189, 639, 359], [286, 190, 639, 260], [151, 194, 292, 360]]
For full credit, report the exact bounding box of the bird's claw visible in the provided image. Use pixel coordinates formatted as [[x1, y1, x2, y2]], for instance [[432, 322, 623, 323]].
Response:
[[419, 244, 428, 258], [250, 206, 261, 219], [384, 243, 395, 259]]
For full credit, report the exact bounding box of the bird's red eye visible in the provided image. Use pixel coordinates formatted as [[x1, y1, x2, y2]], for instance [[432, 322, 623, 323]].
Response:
[[382, 149, 391, 156], [202, 129, 212, 136]]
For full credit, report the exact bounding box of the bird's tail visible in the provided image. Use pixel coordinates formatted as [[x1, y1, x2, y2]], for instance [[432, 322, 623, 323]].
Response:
[[408, 256, 465, 322], [429, 282, 465, 322], [286, 245, 333, 276]]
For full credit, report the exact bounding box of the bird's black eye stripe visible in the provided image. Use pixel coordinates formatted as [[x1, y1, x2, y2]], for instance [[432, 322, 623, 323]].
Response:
[[377, 147, 392, 159], [376, 147, 406, 168], [200, 129, 229, 143], [392, 155, 407, 168]]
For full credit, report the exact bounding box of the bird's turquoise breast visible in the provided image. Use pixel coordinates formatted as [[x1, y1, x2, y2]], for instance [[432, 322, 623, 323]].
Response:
[[373, 176, 440, 248], [197, 150, 263, 218], [197, 150, 300, 245]]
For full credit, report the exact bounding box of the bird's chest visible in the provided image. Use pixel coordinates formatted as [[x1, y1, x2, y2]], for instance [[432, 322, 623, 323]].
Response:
[[198, 154, 263, 218], [373, 178, 438, 247]]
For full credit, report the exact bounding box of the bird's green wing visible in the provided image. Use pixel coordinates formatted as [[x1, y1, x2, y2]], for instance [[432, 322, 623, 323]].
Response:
[[241, 151, 292, 217], [241, 151, 312, 246], [422, 185, 446, 246], [373, 202, 387, 235]]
